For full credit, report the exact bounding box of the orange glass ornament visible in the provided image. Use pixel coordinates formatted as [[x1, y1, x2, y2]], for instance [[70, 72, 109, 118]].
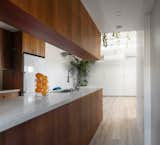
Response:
[[35, 73, 48, 96], [43, 75, 48, 80], [36, 82, 42, 88], [36, 73, 43, 79], [43, 85, 48, 90], [35, 88, 41, 93], [42, 90, 47, 96]]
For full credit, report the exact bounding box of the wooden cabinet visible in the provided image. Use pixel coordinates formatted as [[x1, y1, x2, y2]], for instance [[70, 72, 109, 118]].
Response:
[[22, 32, 45, 57], [0, 28, 12, 70], [12, 31, 45, 57], [80, 4, 101, 58], [0, 89, 103, 145], [3, 70, 23, 90], [2, 32, 23, 92], [71, 0, 81, 46], [0, 91, 20, 99], [9, 0, 101, 59], [1, 31, 44, 94]]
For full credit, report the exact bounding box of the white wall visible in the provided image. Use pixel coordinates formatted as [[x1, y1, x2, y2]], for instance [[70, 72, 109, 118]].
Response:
[[23, 43, 75, 93], [150, 1, 160, 145], [45, 43, 74, 90], [88, 57, 136, 96], [136, 30, 145, 145]]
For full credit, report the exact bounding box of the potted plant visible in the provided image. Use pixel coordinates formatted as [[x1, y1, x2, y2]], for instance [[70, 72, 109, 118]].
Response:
[[70, 57, 94, 87]]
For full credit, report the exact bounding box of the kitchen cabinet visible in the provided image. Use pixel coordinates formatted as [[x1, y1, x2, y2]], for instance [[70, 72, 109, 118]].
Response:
[[9, 0, 101, 59], [1, 31, 44, 94], [80, 4, 101, 58], [0, 28, 12, 70], [22, 32, 45, 57], [2, 31, 45, 92], [0, 89, 103, 145], [3, 70, 23, 90]]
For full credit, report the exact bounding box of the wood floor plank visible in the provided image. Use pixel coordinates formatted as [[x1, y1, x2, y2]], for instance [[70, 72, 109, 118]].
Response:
[[89, 97, 142, 145]]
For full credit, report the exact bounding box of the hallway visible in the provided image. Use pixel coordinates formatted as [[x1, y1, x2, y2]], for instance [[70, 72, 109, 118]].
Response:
[[90, 97, 141, 145]]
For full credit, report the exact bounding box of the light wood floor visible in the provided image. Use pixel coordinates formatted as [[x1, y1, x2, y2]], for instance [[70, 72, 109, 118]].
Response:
[[89, 97, 141, 145]]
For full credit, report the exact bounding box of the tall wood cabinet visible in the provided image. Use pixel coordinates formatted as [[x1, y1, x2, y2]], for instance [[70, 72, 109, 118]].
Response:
[[80, 4, 101, 58], [9, 0, 101, 59], [2, 31, 45, 92], [0, 28, 12, 70]]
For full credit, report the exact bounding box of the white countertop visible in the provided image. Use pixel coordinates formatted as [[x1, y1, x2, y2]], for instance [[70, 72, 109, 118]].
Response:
[[0, 89, 20, 94], [0, 88, 100, 133]]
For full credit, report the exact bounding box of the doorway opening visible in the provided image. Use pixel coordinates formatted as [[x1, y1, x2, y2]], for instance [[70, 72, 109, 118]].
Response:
[[89, 31, 142, 145]]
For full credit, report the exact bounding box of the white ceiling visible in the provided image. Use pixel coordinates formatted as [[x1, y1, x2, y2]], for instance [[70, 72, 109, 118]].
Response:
[[81, 0, 155, 32]]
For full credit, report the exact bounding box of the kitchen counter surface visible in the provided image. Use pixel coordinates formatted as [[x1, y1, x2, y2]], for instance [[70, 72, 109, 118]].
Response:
[[0, 87, 101, 133]]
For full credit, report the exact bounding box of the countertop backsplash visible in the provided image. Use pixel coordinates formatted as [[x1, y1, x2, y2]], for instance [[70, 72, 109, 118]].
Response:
[[45, 43, 75, 90], [23, 43, 76, 95]]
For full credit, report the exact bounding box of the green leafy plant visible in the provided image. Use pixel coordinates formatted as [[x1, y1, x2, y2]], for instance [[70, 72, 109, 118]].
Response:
[[103, 32, 120, 47], [70, 57, 94, 86], [103, 33, 108, 47]]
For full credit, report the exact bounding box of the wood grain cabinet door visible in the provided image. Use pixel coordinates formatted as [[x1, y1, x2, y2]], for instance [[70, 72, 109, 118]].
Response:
[[80, 4, 101, 59], [0, 28, 12, 70], [22, 32, 45, 57], [9, 0, 101, 60]]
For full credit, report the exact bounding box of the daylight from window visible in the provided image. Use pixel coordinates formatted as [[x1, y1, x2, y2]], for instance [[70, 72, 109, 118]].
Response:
[[102, 31, 136, 60]]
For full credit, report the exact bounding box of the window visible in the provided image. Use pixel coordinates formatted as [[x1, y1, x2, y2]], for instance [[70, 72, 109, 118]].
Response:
[[102, 31, 136, 60]]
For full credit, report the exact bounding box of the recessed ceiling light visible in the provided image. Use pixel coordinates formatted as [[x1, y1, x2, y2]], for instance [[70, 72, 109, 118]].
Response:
[[116, 25, 123, 29], [115, 11, 121, 16]]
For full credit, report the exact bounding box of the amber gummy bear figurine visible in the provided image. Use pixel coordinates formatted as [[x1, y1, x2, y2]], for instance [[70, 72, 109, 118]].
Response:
[[35, 73, 48, 96]]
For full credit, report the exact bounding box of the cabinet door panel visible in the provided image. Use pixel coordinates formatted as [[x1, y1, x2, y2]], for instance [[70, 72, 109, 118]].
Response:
[[68, 100, 81, 145], [9, 0, 101, 59], [3, 70, 23, 90], [36, 39, 45, 57], [52, 0, 72, 40], [0, 29, 12, 70], [22, 33, 45, 57], [80, 3, 101, 59], [71, 0, 81, 47]]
